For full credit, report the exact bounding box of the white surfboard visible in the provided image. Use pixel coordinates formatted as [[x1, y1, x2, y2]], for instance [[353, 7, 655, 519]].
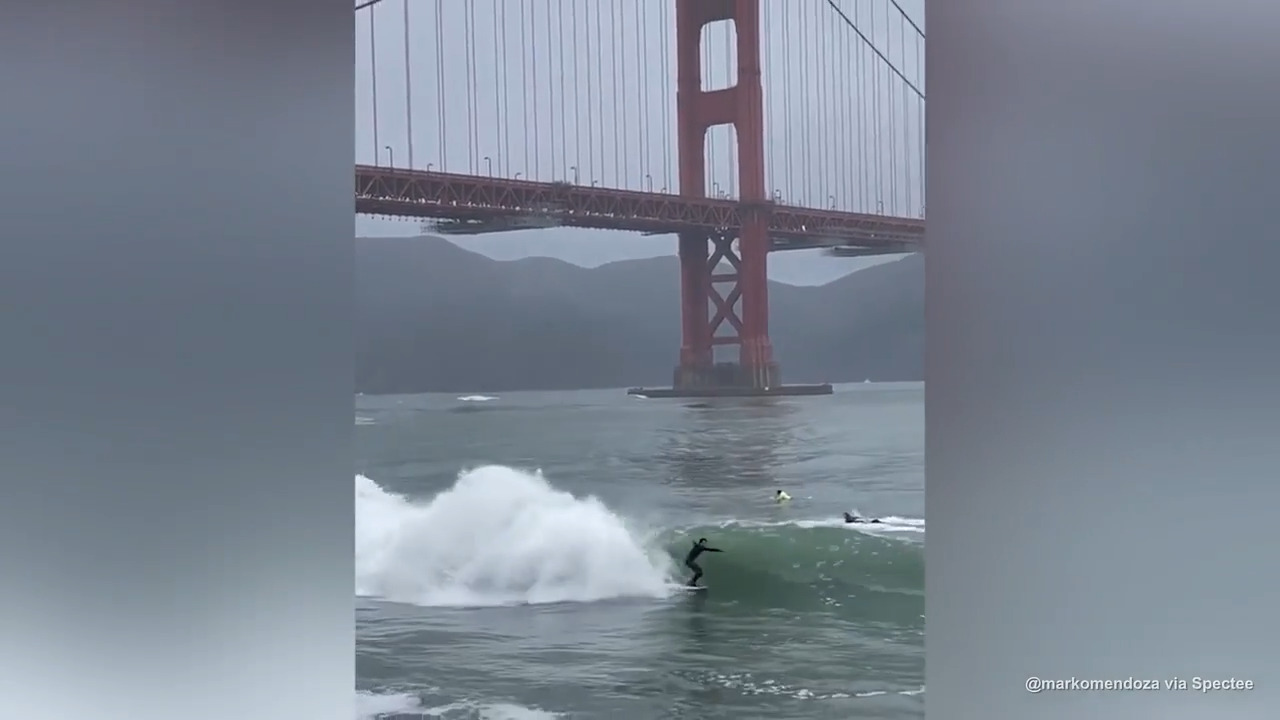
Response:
[[671, 584, 708, 592]]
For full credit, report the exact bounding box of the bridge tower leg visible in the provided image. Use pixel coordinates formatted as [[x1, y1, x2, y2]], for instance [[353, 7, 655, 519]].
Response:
[[672, 0, 779, 392]]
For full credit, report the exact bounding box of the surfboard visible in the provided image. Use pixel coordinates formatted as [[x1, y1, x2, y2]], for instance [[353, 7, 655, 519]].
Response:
[[672, 584, 708, 592]]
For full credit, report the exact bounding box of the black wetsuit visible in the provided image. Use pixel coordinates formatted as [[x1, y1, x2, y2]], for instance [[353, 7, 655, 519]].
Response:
[[684, 540, 723, 586], [843, 513, 882, 524]]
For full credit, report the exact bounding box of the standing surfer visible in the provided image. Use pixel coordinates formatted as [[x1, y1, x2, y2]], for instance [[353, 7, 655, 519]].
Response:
[[683, 537, 724, 587]]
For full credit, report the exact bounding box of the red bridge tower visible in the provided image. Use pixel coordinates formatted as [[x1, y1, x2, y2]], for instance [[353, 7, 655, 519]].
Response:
[[642, 0, 830, 397]]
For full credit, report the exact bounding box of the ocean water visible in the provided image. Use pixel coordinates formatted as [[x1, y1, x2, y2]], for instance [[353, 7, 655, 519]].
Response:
[[355, 383, 924, 719]]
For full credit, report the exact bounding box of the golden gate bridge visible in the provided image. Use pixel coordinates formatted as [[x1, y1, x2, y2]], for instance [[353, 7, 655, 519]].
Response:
[[355, 0, 925, 396]]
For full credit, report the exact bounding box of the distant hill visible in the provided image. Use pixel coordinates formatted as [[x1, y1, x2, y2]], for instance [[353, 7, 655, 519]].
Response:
[[355, 236, 922, 393]]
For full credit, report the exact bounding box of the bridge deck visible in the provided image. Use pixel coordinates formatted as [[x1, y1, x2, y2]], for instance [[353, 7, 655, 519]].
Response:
[[355, 166, 924, 249]]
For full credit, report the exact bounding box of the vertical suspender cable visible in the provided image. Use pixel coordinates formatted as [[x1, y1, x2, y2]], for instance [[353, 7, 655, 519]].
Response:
[[637, 1, 646, 186], [888, 11, 898, 214], [855, 1, 866, 211], [434, 0, 446, 171], [370, 7, 380, 165], [615, 0, 626, 186], [520, 1, 530, 175], [584, 2, 594, 180], [902, 14, 912, 214], [531, 0, 541, 179], [778, 3, 788, 198], [502, 3, 513, 174], [558, 0, 568, 179], [546, 2, 556, 179], [463, 1, 473, 172], [594, 4, 604, 184], [403, 0, 413, 168], [493, 0, 504, 174], [871, 0, 881, 210], [572, 1, 581, 180], [917, 32, 925, 214], [818, 2, 828, 203]]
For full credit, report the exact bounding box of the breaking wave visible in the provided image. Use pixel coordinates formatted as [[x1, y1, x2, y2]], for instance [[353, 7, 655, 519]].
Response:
[[355, 467, 672, 607]]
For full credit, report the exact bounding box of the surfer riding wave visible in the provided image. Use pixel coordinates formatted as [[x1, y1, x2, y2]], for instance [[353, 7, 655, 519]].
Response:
[[683, 537, 724, 587]]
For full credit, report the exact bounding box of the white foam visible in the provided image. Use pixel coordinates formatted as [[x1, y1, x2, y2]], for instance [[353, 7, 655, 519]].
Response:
[[355, 467, 674, 607], [356, 690, 422, 719], [696, 671, 922, 702], [355, 692, 562, 720], [456, 394, 499, 402], [818, 515, 925, 535], [423, 702, 561, 719], [716, 516, 925, 534], [470, 703, 561, 719]]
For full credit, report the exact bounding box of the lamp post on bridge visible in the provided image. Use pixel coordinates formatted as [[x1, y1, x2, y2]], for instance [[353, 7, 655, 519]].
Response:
[[385, 145, 393, 168], [484, 156, 492, 176]]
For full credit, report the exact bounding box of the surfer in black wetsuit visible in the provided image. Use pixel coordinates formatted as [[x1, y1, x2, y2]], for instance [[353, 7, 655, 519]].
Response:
[[684, 537, 724, 587], [843, 511, 882, 524]]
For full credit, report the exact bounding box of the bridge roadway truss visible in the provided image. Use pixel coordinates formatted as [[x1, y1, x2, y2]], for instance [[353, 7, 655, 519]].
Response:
[[355, 165, 924, 250]]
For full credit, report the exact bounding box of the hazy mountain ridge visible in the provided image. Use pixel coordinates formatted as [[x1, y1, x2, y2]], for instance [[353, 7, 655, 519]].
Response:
[[355, 235, 922, 393]]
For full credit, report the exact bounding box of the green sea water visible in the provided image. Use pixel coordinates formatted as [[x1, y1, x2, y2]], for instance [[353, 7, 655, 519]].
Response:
[[356, 383, 924, 719]]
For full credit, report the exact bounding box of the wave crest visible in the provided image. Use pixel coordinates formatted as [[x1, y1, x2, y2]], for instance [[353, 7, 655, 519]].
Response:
[[355, 467, 673, 607]]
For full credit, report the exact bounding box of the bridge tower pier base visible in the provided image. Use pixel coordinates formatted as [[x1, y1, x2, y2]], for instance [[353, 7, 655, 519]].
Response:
[[672, 229, 780, 391], [629, 0, 830, 398]]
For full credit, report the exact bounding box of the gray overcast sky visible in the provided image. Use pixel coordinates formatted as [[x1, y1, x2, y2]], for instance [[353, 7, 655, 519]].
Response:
[[355, 0, 924, 286]]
